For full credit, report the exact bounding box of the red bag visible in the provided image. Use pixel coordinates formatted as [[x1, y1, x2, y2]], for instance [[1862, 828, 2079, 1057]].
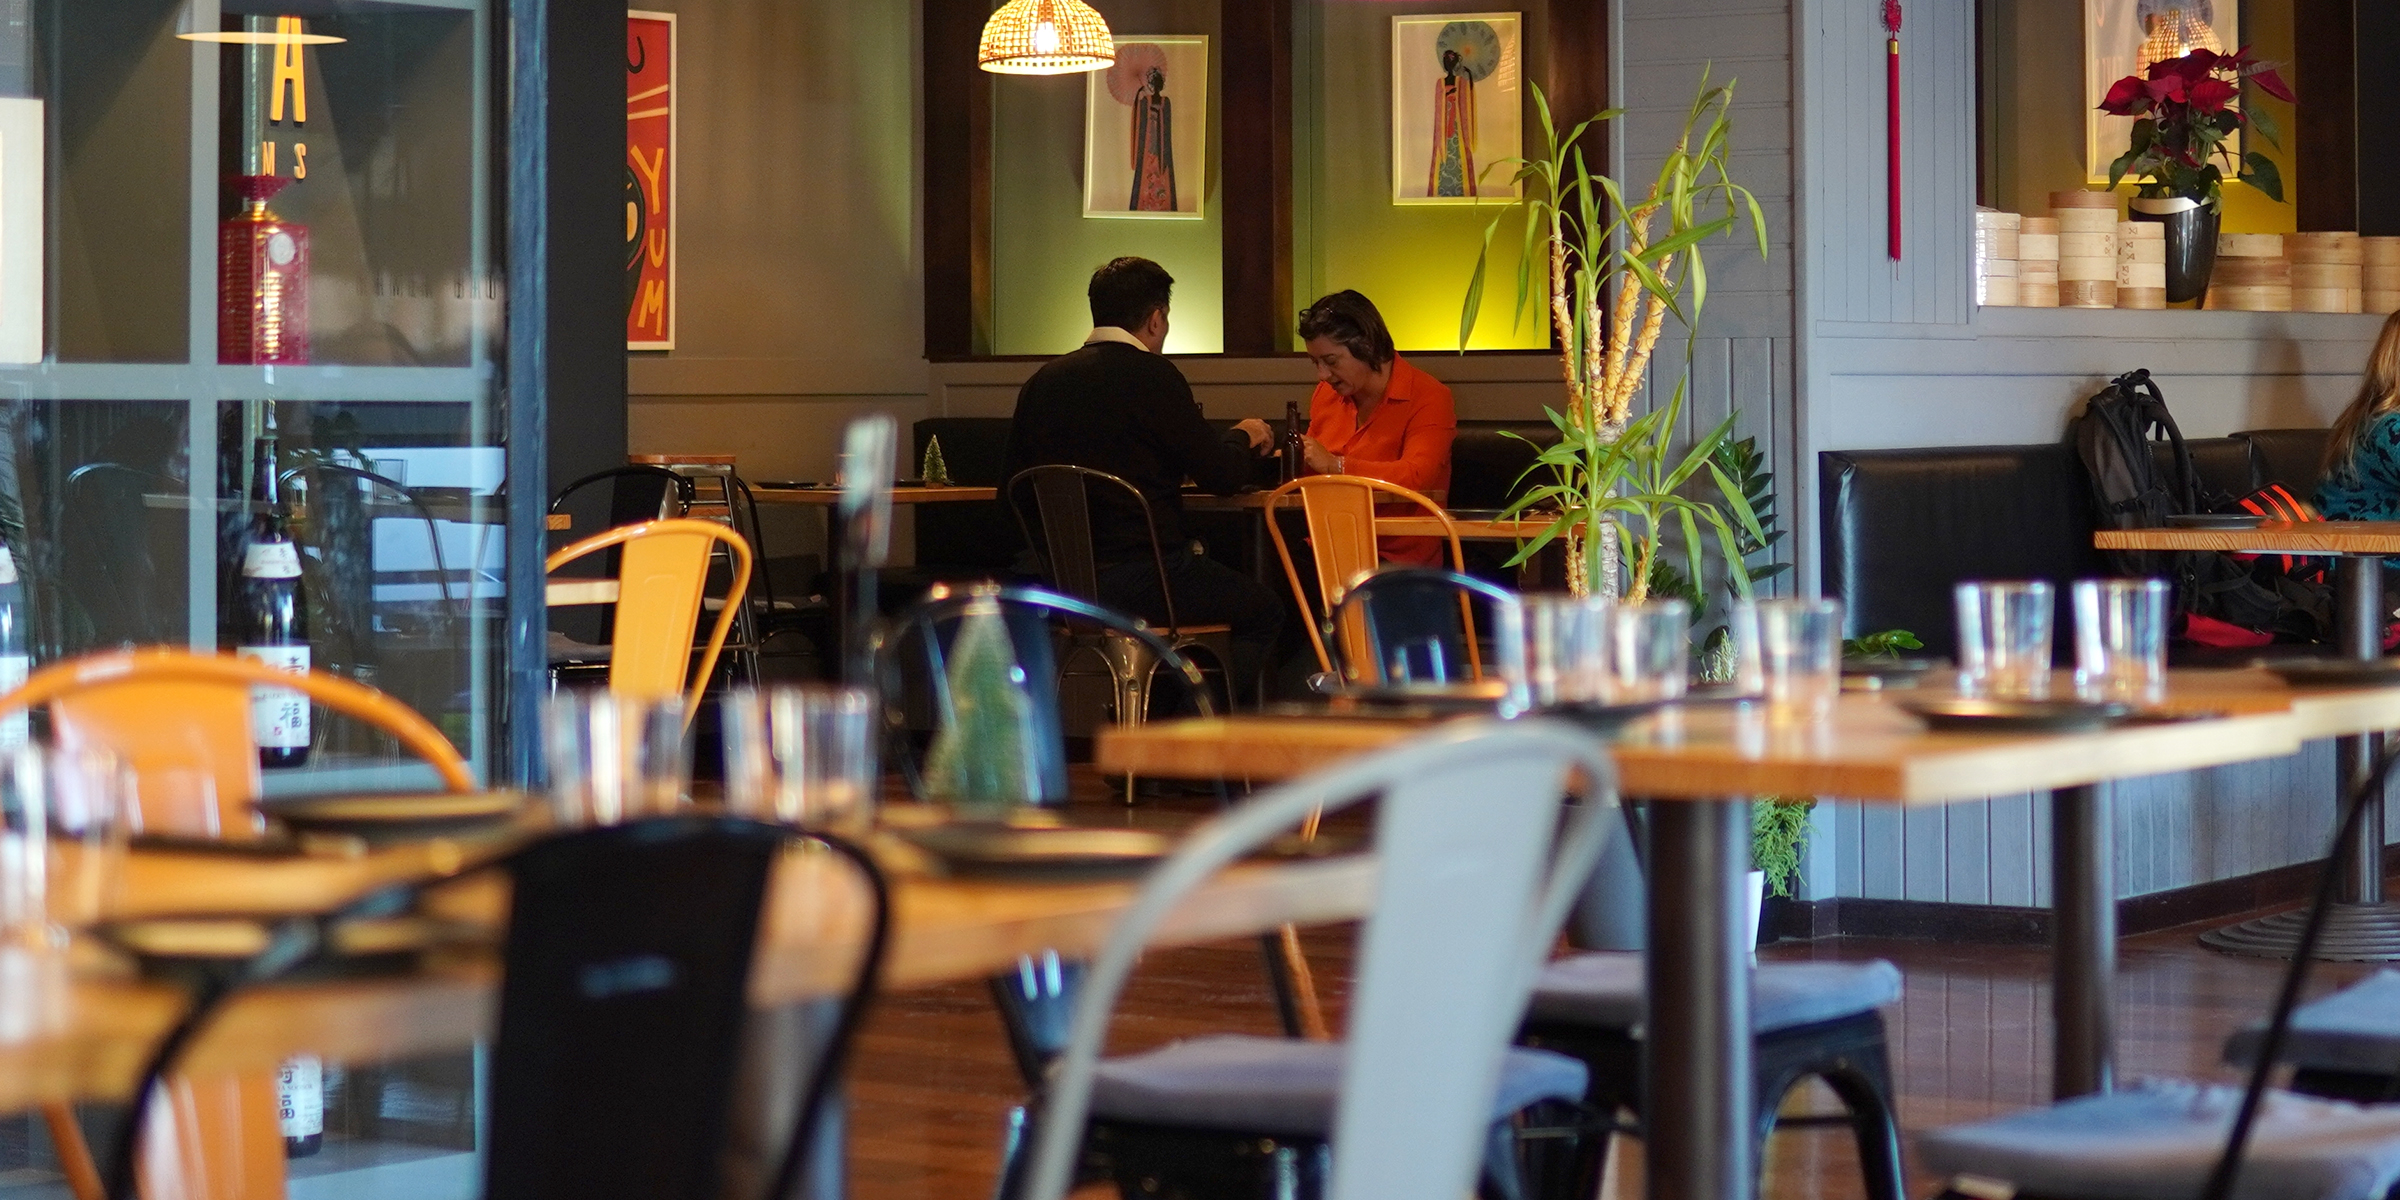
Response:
[[2183, 612, 2274, 649], [2227, 483, 2328, 583]]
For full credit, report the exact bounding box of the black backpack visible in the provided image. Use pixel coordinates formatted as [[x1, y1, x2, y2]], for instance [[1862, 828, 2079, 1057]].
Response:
[[2070, 370, 2332, 643]]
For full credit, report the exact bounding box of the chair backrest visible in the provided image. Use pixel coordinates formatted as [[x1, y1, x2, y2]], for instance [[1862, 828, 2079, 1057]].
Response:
[[548, 464, 695, 532], [867, 582, 1214, 806], [483, 817, 861, 1200], [1266, 475, 1470, 674], [1331, 568, 1520, 697], [1022, 719, 1617, 1200], [61, 463, 177, 649], [1004, 465, 1183, 633], [545, 518, 753, 721], [0, 649, 473, 831]]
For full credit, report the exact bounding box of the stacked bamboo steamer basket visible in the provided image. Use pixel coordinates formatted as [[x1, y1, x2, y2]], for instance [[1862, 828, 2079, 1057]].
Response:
[[1974, 210, 2021, 306], [2287, 232, 2363, 313], [2052, 191, 2118, 308], [2115, 221, 2166, 310], [2205, 234, 2290, 311], [2363, 237, 2400, 314], [2017, 217, 2060, 307]]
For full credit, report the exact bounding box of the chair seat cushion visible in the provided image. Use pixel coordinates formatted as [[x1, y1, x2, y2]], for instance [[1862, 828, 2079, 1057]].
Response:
[[1086, 1034, 1587, 1136], [2226, 970, 2400, 1076], [1527, 952, 1902, 1034], [1915, 1077, 2400, 1200]]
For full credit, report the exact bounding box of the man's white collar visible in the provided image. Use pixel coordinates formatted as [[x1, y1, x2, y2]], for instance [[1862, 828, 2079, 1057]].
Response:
[[1083, 326, 1153, 353]]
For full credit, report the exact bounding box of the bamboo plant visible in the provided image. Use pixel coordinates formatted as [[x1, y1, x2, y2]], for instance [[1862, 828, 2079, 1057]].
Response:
[[1458, 71, 1769, 599]]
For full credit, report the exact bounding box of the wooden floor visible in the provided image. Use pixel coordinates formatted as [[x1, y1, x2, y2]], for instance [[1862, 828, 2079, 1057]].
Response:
[[844, 777, 2382, 1200]]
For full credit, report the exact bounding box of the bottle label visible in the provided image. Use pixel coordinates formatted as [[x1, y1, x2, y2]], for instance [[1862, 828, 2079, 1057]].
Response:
[[0, 655, 27, 748], [277, 1056, 323, 1137], [238, 645, 311, 749], [0, 547, 18, 586], [243, 541, 302, 579]]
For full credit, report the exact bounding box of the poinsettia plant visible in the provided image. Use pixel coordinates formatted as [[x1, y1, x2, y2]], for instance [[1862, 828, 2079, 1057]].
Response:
[[2100, 46, 2293, 207]]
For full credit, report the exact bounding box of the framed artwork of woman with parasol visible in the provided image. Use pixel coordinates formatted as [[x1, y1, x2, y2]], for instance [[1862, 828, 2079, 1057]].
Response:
[[1083, 36, 1208, 219], [1392, 13, 1520, 205]]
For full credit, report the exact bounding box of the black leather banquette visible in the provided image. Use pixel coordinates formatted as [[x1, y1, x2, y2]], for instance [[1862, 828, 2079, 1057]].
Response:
[[1819, 429, 2330, 661]]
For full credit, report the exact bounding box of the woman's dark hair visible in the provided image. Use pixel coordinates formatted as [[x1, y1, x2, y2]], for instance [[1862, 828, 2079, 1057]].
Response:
[[1297, 290, 1397, 370], [1089, 257, 1175, 331]]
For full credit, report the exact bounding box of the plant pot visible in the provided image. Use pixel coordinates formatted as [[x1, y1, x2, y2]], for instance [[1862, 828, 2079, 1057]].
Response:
[[1745, 869, 1765, 963], [2129, 195, 2220, 304]]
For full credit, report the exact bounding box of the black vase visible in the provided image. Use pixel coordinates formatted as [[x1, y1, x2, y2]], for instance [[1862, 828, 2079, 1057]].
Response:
[[2129, 196, 2220, 304]]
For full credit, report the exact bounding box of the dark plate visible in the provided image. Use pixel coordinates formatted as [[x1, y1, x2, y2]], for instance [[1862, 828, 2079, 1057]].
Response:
[[131, 832, 307, 858], [1897, 697, 2134, 732], [1842, 655, 1944, 681], [1340, 680, 1509, 715], [892, 478, 929, 488], [98, 915, 485, 984], [754, 480, 827, 490], [262, 791, 528, 841], [2164, 513, 2266, 530], [2259, 658, 2400, 687], [899, 824, 1171, 880], [1539, 697, 1679, 733], [1258, 701, 1462, 723]]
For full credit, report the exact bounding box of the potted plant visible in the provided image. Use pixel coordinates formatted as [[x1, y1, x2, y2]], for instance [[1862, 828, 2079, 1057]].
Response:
[[1752, 795, 1814, 946], [2099, 47, 2293, 302], [1458, 74, 1770, 599]]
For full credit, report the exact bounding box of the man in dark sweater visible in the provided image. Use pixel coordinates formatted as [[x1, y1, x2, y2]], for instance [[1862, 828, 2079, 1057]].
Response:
[[1002, 257, 1284, 695]]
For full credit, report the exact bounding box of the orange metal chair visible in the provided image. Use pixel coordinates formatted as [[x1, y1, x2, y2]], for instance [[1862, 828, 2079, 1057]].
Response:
[[1263, 474, 1480, 681], [545, 517, 753, 722], [0, 648, 473, 1200]]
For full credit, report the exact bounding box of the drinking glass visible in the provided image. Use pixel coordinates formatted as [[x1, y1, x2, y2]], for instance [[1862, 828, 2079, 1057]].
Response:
[[722, 685, 879, 833], [2074, 578, 2171, 704], [1955, 581, 2056, 699], [0, 746, 127, 942], [545, 691, 691, 827], [1596, 599, 1691, 704], [1733, 598, 1843, 723], [1515, 595, 1602, 707]]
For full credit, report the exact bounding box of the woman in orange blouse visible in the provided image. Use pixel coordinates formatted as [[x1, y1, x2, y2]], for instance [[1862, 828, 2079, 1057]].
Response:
[[1295, 291, 1458, 566]]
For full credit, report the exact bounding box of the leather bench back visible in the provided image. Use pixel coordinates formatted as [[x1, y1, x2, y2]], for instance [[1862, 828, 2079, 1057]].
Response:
[[914, 418, 1022, 570], [2234, 428, 2331, 498]]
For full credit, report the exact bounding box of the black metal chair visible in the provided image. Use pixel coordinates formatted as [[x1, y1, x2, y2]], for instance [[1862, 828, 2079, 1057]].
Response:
[[866, 583, 1320, 1193], [60, 463, 179, 649], [103, 816, 890, 1200], [546, 466, 719, 681], [1329, 566, 1523, 692], [1003, 466, 1237, 789]]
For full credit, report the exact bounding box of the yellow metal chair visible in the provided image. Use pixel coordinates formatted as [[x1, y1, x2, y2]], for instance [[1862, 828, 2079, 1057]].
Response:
[[1263, 474, 1479, 681], [545, 517, 753, 722], [0, 648, 473, 1200]]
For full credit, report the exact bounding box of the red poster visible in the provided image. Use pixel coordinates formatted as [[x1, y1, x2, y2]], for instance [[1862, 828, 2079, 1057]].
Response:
[[627, 11, 676, 350]]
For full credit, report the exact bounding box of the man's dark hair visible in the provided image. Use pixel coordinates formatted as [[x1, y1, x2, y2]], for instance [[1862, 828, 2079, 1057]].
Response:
[[1089, 257, 1176, 331], [1297, 290, 1397, 370]]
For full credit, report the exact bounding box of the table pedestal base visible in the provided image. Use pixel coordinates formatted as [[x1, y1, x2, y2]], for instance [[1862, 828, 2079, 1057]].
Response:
[[2198, 901, 2400, 960]]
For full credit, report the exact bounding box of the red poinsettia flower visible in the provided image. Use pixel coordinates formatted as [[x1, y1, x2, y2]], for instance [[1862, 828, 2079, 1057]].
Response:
[[2249, 64, 2296, 103], [2188, 76, 2239, 113], [2146, 74, 2188, 106], [2149, 48, 2218, 82], [2099, 74, 2150, 115]]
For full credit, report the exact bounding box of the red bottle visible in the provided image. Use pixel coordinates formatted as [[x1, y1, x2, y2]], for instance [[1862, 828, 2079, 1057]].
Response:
[[220, 175, 311, 365]]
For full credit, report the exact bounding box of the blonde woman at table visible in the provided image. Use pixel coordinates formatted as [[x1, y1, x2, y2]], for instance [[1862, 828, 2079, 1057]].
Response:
[[1295, 291, 1459, 566], [2316, 310, 2400, 521]]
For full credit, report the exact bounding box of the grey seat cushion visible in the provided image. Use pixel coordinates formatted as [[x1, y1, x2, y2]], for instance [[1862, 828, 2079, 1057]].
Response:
[[1527, 952, 1902, 1034], [2226, 970, 2400, 1076], [1086, 1034, 1588, 1135], [1916, 1078, 2400, 1200]]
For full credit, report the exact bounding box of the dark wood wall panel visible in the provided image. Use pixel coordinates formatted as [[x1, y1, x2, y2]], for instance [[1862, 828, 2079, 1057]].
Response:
[[2295, 0, 2355, 232], [2359, 0, 2400, 234], [923, 0, 992, 358], [1221, 0, 1294, 356]]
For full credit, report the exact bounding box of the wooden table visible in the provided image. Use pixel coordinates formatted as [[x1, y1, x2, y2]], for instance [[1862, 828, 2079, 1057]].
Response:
[[1099, 670, 2400, 1200], [2099, 522, 2400, 956], [0, 841, 1374, 1112]]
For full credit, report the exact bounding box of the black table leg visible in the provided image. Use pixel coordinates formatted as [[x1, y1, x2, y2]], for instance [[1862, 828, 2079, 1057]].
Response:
[[2052, 783, 2114, 1099], [2202, 554, 2400, 959], [1644, 801, 1753, 1200]]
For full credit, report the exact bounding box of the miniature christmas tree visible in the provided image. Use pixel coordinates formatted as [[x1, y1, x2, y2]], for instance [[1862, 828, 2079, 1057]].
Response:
[[920, 435, 951, 486], [921, 596, 1043, 817]]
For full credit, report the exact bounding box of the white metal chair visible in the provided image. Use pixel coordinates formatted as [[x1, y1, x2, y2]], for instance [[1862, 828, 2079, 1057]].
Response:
[[1020, 719, 1620, 1200]]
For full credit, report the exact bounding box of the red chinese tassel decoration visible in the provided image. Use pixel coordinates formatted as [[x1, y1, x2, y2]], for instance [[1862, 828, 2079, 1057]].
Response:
[[220, 175, 311, 365], [1884, 0, 1902, 260]]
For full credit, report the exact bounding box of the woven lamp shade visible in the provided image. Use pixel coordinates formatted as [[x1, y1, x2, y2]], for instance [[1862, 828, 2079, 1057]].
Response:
[[979, 0, 1115, 75]]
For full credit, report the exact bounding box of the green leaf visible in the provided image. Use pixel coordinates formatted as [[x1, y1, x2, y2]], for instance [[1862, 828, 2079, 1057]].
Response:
[[2244, 99, 2281, 147], [2243, 150, 2284, 202]]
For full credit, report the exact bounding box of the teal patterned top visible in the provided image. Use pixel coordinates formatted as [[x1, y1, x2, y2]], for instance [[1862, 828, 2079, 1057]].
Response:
[[2316, 411, 2400, 522]]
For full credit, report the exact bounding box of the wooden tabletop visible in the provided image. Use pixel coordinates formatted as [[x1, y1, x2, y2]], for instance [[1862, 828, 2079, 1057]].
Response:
[[748, 485, 999, 505], [2096, 521, 2400, 555], [1099, 669, 2400, 803], [0, 837, 1373, 1109]]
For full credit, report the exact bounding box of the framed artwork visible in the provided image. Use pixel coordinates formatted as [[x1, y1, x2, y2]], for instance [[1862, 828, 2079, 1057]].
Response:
[[1084, 36, 1208, 220], [0, 98, 40, 364], [627, 10, 676, 350], [1392, 13, 1521, 205], [2084, 0, 2237, 183]]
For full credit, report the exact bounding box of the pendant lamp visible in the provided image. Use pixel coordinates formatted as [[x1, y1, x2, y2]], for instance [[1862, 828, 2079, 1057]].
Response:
[[978, 0, 1114, 75], [179, 14, 345, 44]]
